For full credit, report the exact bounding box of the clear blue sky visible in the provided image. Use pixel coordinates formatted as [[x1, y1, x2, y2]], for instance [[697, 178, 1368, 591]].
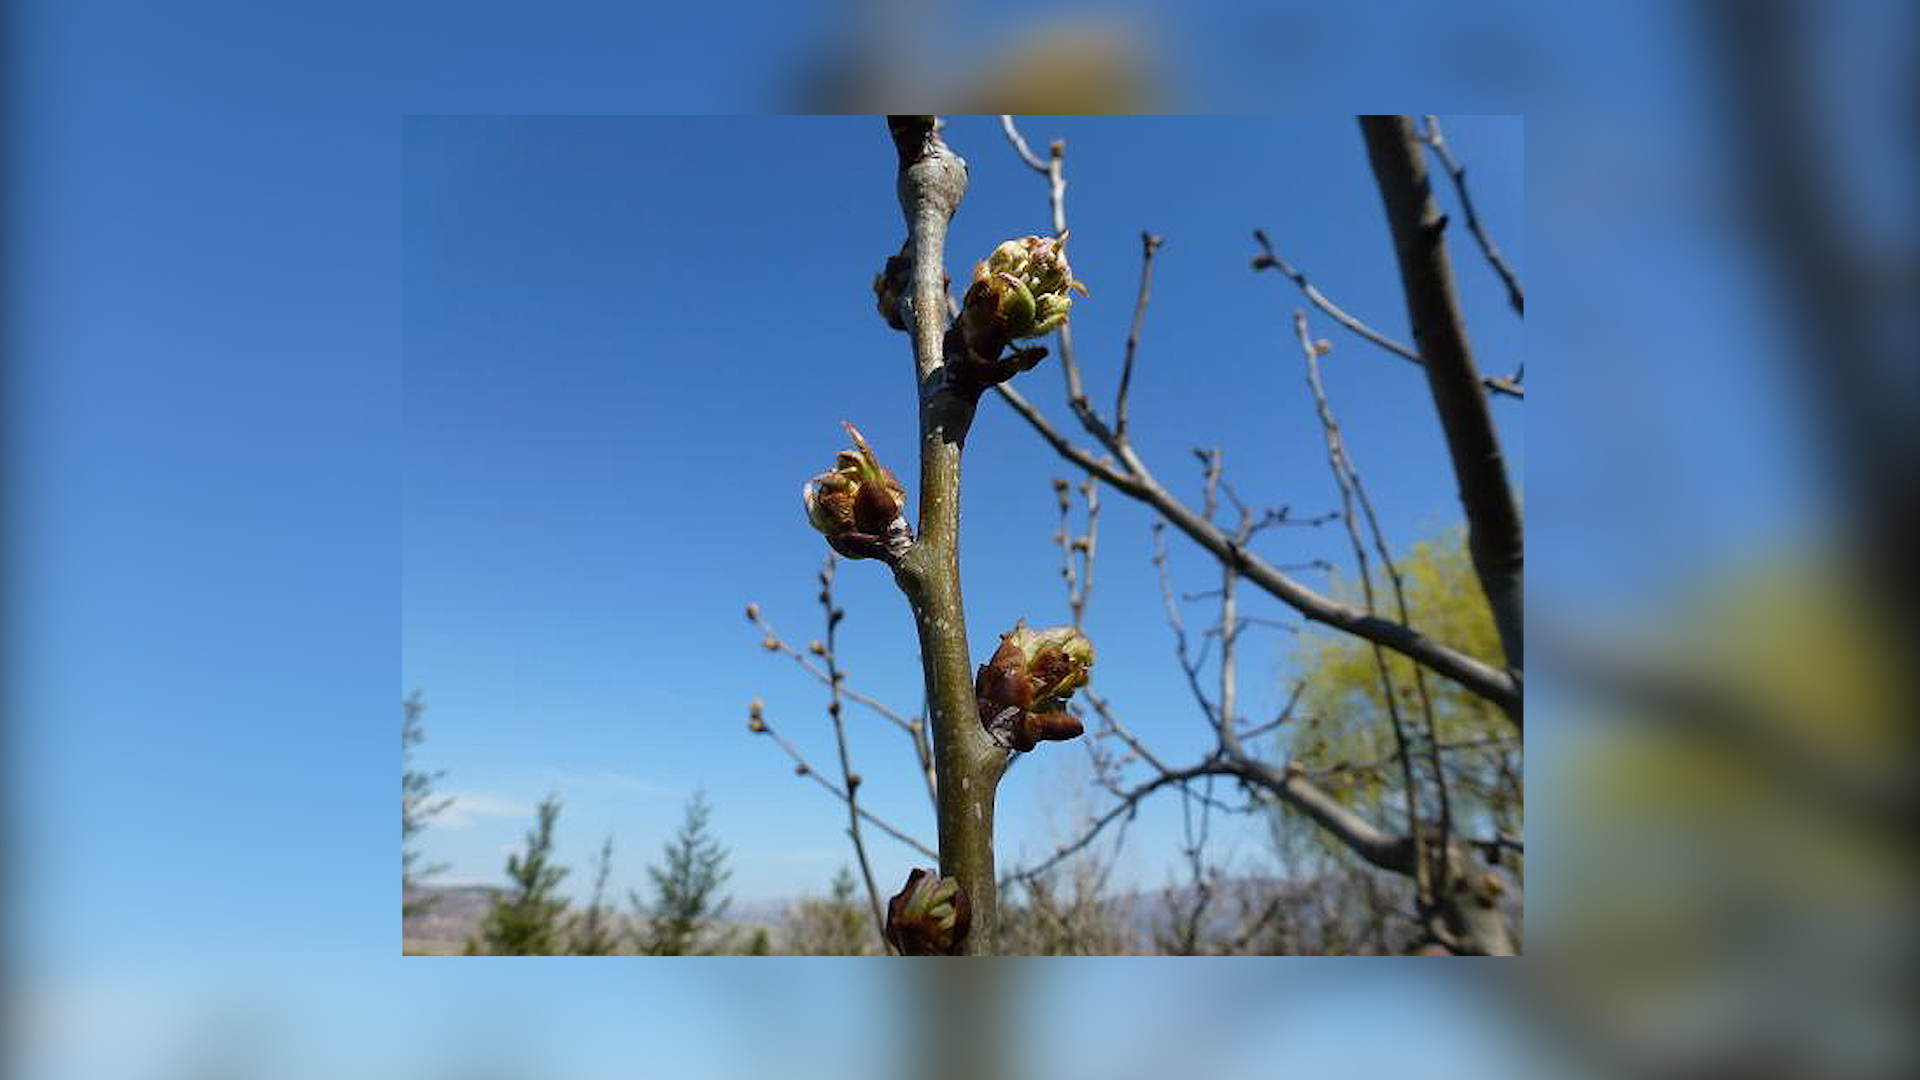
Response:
[[399, 114, 1524, 908]]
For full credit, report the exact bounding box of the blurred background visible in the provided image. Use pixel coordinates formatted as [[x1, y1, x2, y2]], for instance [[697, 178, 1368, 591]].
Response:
[[6, 0, 1917, 1077]]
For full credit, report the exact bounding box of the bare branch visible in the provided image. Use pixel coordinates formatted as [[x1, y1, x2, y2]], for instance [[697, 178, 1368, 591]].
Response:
[[997, 378, 1521, 713], [747, 700, 938, 861], [1419, 116, 1525, 316], [1251, 228, 1523, 399], [1293, 308, 1436, 904], [997, 114, 1050, 174], [1115, 232, 1164, 438], [887, 114, 1008, 952], [1359, 115, 1525, 685], [815, 556, 888, 944], [748, 604, 937, 806]]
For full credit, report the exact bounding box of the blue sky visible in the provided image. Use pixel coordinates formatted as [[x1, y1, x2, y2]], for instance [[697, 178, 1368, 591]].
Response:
[[399, 115, 1524, 908]]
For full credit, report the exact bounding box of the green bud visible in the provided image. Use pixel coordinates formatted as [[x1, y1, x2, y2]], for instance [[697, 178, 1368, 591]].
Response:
[[885, 868, 972, 955], [803, 424, 911, 561], [957, 232, 1089, 365]]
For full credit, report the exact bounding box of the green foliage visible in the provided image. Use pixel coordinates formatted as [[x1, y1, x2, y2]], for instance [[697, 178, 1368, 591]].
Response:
[[567, 836, 621, 955], [402, 692, 454, 919], [470, 795, 572, 955], [784, 866, 877, 955], [1281, 529, 1522, 868], [745, 928, 771, 956], [632, 789, 734, 955]]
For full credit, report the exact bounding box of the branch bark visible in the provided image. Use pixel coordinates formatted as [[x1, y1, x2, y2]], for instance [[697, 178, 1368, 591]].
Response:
[[1360, 115, 1525, 696], [886, 116, 1009, 953]]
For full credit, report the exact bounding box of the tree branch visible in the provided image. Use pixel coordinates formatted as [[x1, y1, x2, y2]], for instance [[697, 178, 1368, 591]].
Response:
[[1360, 115, 1526, 692], [886, 115, 1008, 953], [746, 700, 937, 861], [997, 378, 1520, 713], [815, 557, 888, 944], [1251, 228, 1522, 399], [1418, 116, 1525, 317]]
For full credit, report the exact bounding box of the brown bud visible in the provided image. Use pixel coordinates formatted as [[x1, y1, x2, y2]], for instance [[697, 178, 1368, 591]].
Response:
[[976, 621, 1093, 752], [749, 697, 764, 718], [804, 424, 911, 561], [808, 640, 826, 656], [745, 602, 760, 621], [795, 763, 809, 776], [748, 717, 766, 733], [763, 636, 780, 651], [848, 772, 862, 789], [1016, 709, 1084, 751], [885, 868, 971, 955]]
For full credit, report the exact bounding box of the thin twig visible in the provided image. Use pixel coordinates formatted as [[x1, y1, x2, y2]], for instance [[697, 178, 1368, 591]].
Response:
[[748, 701, 937, 861], [1251, 229, 1523, 399], [1293, 308, 1434, 906], [1115, 232, 1163, 438], [816, 557, 888, 944], [992, 381, 1519, 712], [1419, 116, 1525, 316], [748, 606, 937, 807]]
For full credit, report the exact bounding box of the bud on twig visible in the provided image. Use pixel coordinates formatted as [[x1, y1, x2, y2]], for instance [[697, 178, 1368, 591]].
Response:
[[975, 621, 1094, 752], [957, 232, 1088, 366], [871, 242, 914, 332], [803, 423, 914, 561], [885, 868, 971, 955]]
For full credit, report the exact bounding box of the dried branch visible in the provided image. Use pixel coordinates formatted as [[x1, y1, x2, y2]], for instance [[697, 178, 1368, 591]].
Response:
[[1418, 116, 1525, 316]]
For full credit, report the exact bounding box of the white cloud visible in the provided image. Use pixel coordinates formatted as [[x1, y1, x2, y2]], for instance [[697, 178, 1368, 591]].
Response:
[[436, 791, 532, 829], [534, 769, 670, 797]]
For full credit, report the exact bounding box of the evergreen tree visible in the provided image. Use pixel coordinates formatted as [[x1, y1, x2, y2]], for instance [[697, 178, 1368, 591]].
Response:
[[745, 928, 771, 955], [632, 789, 733, 955], [567, 836, 621, 955], [402, 692, 454, 919], [783, 866, 876, 955], [470, 795, 571, 955]]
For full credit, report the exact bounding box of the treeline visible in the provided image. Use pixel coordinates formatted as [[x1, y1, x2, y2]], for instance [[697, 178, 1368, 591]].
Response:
[[402, 697, 882, 955]]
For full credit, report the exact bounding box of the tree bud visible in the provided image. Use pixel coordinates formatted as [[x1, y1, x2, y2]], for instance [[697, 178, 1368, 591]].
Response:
[[885, 868, 971, 955], [975, 621, 1093, 752], [957, 232, 1089, 364], [872, 245, 913, 332], [803, 423, 913, 561]]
